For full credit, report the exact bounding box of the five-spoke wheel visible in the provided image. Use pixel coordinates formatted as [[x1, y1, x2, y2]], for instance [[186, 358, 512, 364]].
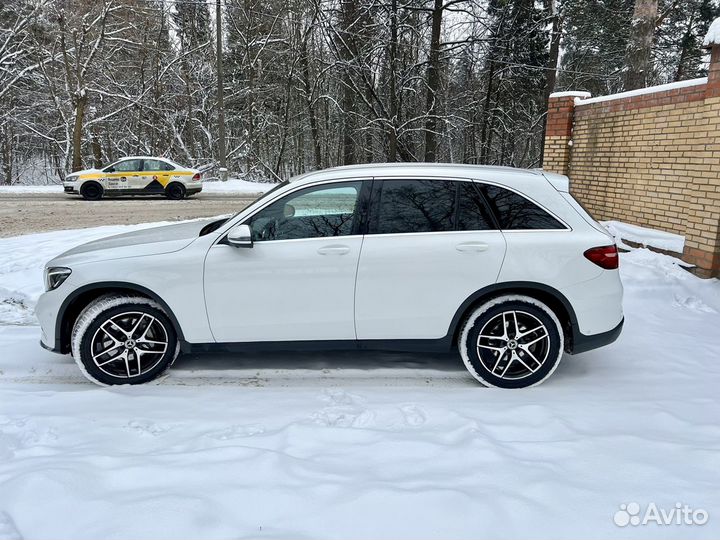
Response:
[[459, 295, 564, 388], [71, 295, 179, 385]]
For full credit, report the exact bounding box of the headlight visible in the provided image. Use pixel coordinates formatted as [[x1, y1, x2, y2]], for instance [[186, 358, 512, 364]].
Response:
[[44, 267, 72, 291]]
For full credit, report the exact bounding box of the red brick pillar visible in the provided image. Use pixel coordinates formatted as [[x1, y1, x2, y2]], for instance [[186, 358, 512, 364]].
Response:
[[706, 42, 720, 98], [542, 92, 590, 175]]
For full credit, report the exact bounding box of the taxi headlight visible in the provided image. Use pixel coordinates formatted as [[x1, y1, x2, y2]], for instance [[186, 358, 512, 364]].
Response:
[[44, 267, 72, 291]]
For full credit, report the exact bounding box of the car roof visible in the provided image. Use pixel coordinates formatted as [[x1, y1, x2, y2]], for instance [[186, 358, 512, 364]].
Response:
[[289, 163, 543, 186]]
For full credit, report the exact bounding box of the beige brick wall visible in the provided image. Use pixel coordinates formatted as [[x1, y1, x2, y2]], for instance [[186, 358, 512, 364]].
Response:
[[544, 55, 720, 277]]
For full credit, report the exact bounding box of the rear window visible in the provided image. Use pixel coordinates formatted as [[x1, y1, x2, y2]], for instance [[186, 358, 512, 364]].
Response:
[[481, 185, 565, 230]]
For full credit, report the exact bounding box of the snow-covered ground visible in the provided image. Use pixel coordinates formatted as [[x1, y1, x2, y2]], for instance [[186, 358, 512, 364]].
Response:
[[0, 178, 273, 195], [1, 224, 720, 539]]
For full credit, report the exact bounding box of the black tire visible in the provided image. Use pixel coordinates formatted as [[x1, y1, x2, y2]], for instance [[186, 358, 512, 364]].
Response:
[[71, 295, 180, 386], [458, 295, 564, 389], [80, 181, 104, 201], [165, 182, 186, 200]]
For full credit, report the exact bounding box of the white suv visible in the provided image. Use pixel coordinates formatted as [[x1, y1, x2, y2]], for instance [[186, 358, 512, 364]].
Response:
[[36, 164, 623, 388]]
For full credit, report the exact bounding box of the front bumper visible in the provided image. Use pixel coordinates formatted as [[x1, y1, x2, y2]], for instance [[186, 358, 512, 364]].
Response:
[[36, 289, 65, 354]]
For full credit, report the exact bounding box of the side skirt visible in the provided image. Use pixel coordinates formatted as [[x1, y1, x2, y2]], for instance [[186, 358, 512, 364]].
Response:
[[181, 338, 454, 354]]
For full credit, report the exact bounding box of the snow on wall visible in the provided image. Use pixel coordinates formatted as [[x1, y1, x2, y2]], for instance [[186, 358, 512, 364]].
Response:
[[548, 91, 591, 99], [602, 220, 685, 254], [576, 77, 707, 106], [704, 17, 720, 47]]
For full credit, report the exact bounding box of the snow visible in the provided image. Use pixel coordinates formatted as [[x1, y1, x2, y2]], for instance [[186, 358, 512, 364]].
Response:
[[1, 225, 720, 538], [0, 184, 62, 193], [703, 17, 720, 47], [576, 77, 707, 106], [603, 220, 686, 254], [549, 90, 591, 99], [0, 179, 274, 194], [202, 178, 274, 194]]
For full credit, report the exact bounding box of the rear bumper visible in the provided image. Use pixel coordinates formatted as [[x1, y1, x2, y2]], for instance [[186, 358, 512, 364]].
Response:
[[570, 317, 623, 354]]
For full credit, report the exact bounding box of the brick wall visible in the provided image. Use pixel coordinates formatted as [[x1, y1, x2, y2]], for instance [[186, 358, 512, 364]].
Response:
[[543, 43, 720, 277]]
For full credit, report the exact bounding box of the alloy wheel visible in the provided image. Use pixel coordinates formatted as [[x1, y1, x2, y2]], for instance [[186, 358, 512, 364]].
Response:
[[90, 311, 169, 378], [476, 310, 550, 381]]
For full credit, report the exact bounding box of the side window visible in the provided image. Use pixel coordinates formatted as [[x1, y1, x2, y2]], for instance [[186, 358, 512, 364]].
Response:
[[457, 182, 494, 231], [248, 182, 362, 241], [112, 159, 141, 173], [374, 180, 456, 234], [482, 185, 566, 230], [143, 160, 173, 172]]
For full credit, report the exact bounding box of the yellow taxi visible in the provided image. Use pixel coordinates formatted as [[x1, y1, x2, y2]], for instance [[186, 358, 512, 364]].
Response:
[[63, 156, 202, 200]]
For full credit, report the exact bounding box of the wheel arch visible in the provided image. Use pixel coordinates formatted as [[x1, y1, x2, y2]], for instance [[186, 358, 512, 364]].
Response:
[[448, 282, 579, 352], [55, 281, 184, 354]]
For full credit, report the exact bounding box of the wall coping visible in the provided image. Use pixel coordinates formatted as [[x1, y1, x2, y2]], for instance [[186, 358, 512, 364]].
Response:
[[575, 77, 707, 106]]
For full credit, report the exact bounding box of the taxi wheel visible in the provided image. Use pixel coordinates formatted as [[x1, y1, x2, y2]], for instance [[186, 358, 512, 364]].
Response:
[[165, 183, 186, 200], [80, 182, 104, 201]]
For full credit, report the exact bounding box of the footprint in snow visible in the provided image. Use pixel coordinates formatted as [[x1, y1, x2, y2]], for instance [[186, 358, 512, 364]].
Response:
[[0, 511, 22, 540]]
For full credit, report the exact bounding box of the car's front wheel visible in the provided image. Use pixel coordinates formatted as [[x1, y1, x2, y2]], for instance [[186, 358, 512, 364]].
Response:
[[80, 181, 104, 201], [71, 295, 180, 385], [458, 295, 564, 389]]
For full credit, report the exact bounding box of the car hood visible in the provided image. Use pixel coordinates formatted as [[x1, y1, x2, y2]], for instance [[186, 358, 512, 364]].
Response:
[[48, 219, 216, 266], [65, 168, 101, 179]]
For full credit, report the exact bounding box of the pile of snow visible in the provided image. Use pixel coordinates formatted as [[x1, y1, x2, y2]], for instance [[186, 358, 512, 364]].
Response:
[[603, 219, 685, 254], [704, 17, 720, 47], [1, 224, 720, 538]]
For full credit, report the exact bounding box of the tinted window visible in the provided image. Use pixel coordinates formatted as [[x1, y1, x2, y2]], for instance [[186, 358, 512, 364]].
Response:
[[457, 182, 494, 231], [249, 182, 361, 241], [375, 180, 456, 234], [482, 185, 565, 230]]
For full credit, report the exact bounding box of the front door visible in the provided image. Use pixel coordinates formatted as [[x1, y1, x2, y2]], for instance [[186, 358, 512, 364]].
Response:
[[355, 178, 507, 340], [105, 158, 143, 192], [204, 180, 368, 343]]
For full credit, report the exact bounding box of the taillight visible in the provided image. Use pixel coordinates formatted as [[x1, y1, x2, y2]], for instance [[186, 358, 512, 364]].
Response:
[[584, 245, 619, 270], [192, 173, 201, 181]]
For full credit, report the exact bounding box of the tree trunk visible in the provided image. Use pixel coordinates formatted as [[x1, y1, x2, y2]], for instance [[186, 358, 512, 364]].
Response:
[[387, 0, 399, 162], [423, 0, 443, 162], [71, 95, 87, 172], [540, 0, 562, 163], [624, 0, 659, 90]]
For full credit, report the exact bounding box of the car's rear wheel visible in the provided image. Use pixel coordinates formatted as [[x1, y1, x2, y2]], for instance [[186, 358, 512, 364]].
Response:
[[165, 182, 186, 200], [80, 181, 103, 201], [458, 295, 564, 389], [71, 295, 180, 386]]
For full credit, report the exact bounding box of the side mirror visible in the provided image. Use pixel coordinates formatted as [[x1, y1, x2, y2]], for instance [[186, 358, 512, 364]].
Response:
[[226, 224, 253, 248]]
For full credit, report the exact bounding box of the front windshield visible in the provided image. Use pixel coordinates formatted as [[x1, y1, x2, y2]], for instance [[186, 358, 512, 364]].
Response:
[[232, 180, 289, 220]]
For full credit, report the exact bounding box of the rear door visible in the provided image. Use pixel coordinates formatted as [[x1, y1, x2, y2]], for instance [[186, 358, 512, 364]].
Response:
[[142, 159, 172, 193], [354, 178, 507, 340]]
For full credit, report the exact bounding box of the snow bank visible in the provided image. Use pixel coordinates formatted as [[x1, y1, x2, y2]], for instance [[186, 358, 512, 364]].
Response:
[[2, 224, 720, 539], [196, 179, 275, 194], [602, 220, 685, 254], [577, 77, 707, 106], [704, 17, 720, 47], [0, 179, 274, 195], [0, 184, 62, 193]]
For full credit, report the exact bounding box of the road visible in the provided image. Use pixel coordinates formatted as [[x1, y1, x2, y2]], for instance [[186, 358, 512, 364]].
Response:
[[0, 191, 260, 237]]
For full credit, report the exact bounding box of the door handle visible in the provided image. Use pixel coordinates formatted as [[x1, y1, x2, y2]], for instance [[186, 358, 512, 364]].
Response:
[[456, 242, 489, 253], [317, 245, 351, 255]]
